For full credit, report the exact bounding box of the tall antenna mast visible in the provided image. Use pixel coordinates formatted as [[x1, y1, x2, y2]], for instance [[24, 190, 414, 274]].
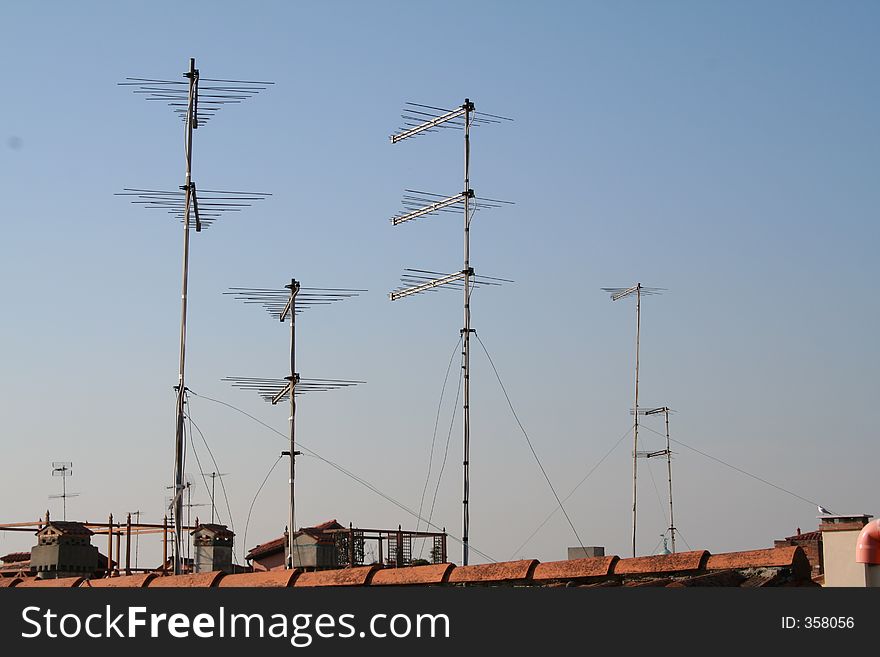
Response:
[[118, 58, 272, 575], [225, 281, 364, 569], [603, 283, 664, 557], [49, 462, 78, 521], [389, 100, 512, 565]]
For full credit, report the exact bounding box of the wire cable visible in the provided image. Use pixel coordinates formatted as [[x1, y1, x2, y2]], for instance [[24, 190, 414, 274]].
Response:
[[673, 525, 693, 552], [241, 455, 283, 564], [645, 457, 669, 526], [416, 336, 463, 535], [185, 398, 216, 524], [510, 425, 633, 559], [183, 399, 235, 537], [425, 364, 463, 552], [474, 332, 586, 552], [638, 423, 823, 508], [187, 390, 497, 563]]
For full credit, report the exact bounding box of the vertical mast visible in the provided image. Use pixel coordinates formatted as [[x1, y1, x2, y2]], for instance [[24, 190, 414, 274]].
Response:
[[665, 407, 676, 553], [173, 57, 197, 575], [462, 99, 472, 566], [287, 279, 299, 569], [631, 283, 641, 558]]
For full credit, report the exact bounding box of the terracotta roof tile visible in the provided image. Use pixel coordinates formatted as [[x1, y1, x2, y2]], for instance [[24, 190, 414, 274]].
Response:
[[217, 570, 300, 588], [447, 559, 537, 585], [82, 574, 155, 588], [532, 556, 618, 582], [147, 571, 225, 588], [247, 520, 344, 560], [0, 577, 22, 587], [191, 523, 234, 538], [16, 576, 84, 587], [706, 546, 807, 572], [613, 550, 708, 575], [371, 563, 454, 586], [39, 521, 93, 536], [1, 552, 30, 563], [294, 565, 380, 587], [247, 536, 286, 560]]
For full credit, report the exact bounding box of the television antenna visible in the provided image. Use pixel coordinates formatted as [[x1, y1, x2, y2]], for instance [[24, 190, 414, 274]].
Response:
[[199, 471, 230, 524], [225, 280, 364, 569], [633, 406, 677, 553], [603, 283, 665, 557], [388, 99, 512, 565], [127, 510, 142, 569], [118, 58, 272, 575], [49, 462, 78, 521]]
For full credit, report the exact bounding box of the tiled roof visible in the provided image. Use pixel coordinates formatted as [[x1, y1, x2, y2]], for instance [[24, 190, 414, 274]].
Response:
[[785, 531, 821, 541], [191, 523, 235, 538], [246, 519, 344, 560], [16, 576, 84, 588], [532, 556, 618, 582], [83, 573, 155, 588], [38, 521, 93, 536], [447, 559, 538, 585], [3, 546, 817, 588], [613, 550, 708, 575], [371, 563, 454, 586], [294, 565, 380, 587], [1, 552, 30, 563], [218, 570, 299, 588], [147, 572, 225, 588], [246, 536, 286, 560], [705, 546, 809, 577]]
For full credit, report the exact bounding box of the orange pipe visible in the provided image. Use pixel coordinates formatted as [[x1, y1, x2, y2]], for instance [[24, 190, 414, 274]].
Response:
[[856, 519, 880, 564]]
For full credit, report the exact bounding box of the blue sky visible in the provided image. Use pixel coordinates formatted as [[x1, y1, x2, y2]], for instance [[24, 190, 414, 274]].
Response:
[[1, 1, 877, 565]]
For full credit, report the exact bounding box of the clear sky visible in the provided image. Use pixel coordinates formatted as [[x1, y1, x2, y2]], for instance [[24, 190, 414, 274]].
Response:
[[1, 1, 877, 566]]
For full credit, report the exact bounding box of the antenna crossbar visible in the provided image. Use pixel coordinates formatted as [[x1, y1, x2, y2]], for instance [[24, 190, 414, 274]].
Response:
[[391, 104, 468, 143], [390, 270, 467, 301]]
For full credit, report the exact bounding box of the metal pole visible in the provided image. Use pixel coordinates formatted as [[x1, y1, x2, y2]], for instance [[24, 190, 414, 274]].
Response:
[[107, 514, 113, 576], [172, 57, 197, 575], [186, 483, 191, 564], [115, 526, 121, 576], [632, 283, 641, 558], [287, 279, 298, 570], [125, 513, 132, 575], [665, 407, 676, 553], [462, 98, 472, 566], [162, 515, 168, 574], [62, 472, 66, 521], [134, 511, 140, 570]]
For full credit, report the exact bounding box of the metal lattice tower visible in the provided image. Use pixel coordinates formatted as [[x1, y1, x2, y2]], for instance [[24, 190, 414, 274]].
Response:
[[118, 58, 272, 574], [225, 281, 364, 569], [389, 99, 512, 565]]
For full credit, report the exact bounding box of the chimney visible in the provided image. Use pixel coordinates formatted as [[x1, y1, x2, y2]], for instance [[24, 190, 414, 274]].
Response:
[[820, 513, 874, 587], [192, 523, 235, 573]]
